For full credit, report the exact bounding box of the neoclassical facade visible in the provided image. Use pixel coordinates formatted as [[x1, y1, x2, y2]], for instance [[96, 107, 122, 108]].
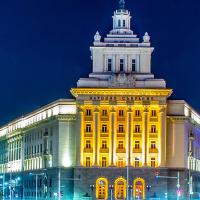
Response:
[[0, 1, 200, 200]]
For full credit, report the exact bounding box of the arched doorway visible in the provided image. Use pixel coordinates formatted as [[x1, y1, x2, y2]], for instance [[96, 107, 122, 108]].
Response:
[[115, 177, 126, 200], [133, 178, 145, 199], [96, 177, 108, 200]]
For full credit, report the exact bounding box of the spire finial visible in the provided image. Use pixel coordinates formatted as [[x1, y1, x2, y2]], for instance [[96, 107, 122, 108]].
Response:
[[119, 0, 125, 9]]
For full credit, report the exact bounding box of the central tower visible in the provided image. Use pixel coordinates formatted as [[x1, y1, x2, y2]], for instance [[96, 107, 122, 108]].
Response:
[[71, 0, 172, 173]]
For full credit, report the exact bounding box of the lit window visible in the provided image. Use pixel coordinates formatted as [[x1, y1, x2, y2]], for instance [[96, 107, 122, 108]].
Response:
[[135, 157, 140, 167], [119, 110, 124, 117], [135, 125, 141, 133], [151, 110, 157, 117], [120, 59, 124, 72], [151, 141, 156, 149], [86, 109, 92, 116], [86, 124, 92, 133], [102, 110, 108, 116], [86, 140, 91, 149], [117, 158, 124, 167], [135, 110, 140, 117], [151, 158, 156, 167], [118, 141, 124, 149], [101, 157, 107, 167], [118, 125, 124, 133], [86, 157, 91, 167], [132, 59, 136, 71], [102, 141, 107, 149], [151, 125, 156, 133], [135, 141, 140, 149], [102, 125, 108, 133], [108, 59, 112, 71]]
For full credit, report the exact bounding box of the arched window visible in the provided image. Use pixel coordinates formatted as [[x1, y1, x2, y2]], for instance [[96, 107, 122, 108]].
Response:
[[96, 177, 108, 200], [115, 177, 126, 200], [133, 178, 145, 199]]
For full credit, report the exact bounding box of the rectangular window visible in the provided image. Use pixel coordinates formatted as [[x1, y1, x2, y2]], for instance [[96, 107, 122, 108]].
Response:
[[102, 141, 107, 149], [118, 125, 124, 133], [102, 125, 108, 133], [151, 141, 156, 149], [120, 59, 124, 72], [151, 110, 157, 117], [117, 158, 124, 167], [102, 157, 107, 167], [119, 110, 124, 117], [118, 141, 124, 149], [135, 125, 140, 133], [86, 157, 91, 167], [151, 125, 156, 133], [135, 110, 140, 117], [102, 109, 108, 116], [123, 20, 126, 27], [86, 140, 91, 149], [135, 157, 140, 167], [108, 59, 112, 71], [151, 158, 156, 167], [86, 109, 91, 116], [132, 59, 136, 71], [135, 141, 140, 149], [86, 124, 92, 133]]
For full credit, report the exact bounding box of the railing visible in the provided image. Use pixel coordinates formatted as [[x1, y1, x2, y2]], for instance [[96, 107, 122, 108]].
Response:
[[84, 116, 93, 121], [133, 148, 142, 153], [116, 148, 126, 153], [100, 148, 109, 153], [83, 148, 93, 153], [149, 148, 158, 153]]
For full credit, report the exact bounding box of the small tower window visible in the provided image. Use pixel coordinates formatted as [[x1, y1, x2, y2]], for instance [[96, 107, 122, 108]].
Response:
[[132, 59, 136, 71], [123, 20, 126, 28], [107, 59, 112, 71], [118, 20, 121, 28], [120, 59, 124, 72]]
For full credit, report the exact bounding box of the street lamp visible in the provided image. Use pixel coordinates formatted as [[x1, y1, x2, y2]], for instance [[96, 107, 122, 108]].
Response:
[[29, 172, 45, 200], [0, 174, 5, 200], [109, 185, 114, 200]]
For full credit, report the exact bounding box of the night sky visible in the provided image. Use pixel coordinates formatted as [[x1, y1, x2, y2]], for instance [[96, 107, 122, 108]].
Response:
[[0, 0, 200, 126]]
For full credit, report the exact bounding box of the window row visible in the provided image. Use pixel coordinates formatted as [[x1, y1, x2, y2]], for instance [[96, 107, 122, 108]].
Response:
[[84, 140, 157, 150], [85, 109, 158, 117], [85, 124, 158, 133], [85, 157, 157, 168]]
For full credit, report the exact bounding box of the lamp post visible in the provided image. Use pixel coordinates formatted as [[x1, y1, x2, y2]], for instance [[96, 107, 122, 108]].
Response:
[[0, 174, 5, 200], [29, 172, 45, 200], [189, 131, 194, 200], [109, 185, 114, 200]]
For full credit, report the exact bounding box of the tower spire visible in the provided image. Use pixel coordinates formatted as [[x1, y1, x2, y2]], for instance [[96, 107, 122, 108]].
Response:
[[119, 0, 125, 9]]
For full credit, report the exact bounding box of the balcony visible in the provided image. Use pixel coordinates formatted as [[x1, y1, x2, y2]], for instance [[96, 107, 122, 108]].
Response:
[[117, 117, 126, 122], [133, 148, 142, 153], [149, 133, 158, 138], [100, 148, 109, 153], [149, 148, 158, 153], [149, 117, 158, 122], [100, 116, 109, 121], [84, 133, 93, 137], [133, 117, 142, 122], [116, 148, 126, 153], [83, 148, 93, 153], [100, 133, 109, 138], [84, 116, 93, 121]]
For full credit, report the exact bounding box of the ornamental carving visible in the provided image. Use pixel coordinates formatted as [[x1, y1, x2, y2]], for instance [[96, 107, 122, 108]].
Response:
[[108, 73, 136, 88]]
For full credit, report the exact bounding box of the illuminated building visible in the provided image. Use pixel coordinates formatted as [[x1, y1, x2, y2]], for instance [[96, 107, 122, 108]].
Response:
[[0, 0, 200, 199]]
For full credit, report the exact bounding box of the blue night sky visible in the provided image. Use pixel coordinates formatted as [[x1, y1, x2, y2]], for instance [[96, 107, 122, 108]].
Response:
[[0, 0, 200, 126]]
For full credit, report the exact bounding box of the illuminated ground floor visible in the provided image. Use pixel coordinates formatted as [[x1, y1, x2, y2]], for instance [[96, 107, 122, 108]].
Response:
[[0, 167, 200, 199]]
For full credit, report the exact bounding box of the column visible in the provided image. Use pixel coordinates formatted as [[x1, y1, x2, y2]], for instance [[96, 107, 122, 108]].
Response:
[[94, 107, 100, 166], [76, 107, 83, 166], [110, 107, 116, 166], [142, 106, 149, 166], [127, 107, 132, 165], [159, 107, 166, 167]]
